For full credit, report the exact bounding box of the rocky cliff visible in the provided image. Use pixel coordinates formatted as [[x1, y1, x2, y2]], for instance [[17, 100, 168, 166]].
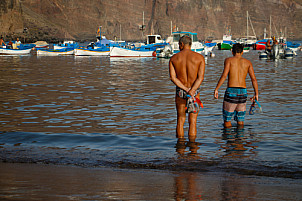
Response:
[[0, 0, 301, 42]]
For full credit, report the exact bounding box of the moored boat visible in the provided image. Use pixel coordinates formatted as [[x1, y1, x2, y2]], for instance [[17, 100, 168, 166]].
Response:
[[37, 48, 74, 56], [217, 34, 234, 50], [156, 31, 204, 58], [110, 34, 168, 57], [32, 41, 49, 49], [218, 42, 233, 50], [74, 47, 110, 56], [54, 41, 79, 50], [167, 31, 204, 54], [110, 45, 156, 57], [0, 44, 34, 55], [286, 41, 300, 53], [253, 39, 268, 50]]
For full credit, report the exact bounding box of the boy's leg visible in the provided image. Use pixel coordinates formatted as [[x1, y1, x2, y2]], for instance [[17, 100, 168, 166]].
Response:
[[224, 121, 232, 128], [188, 94, 200, 137], [176, 96, 187, 138], [235, 103, 247, 128], [223, 101, 236, 128]]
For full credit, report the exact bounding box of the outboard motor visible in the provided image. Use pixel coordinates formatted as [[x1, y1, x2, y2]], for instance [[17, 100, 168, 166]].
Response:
[[272, 45, 279, 59], [157, 44, 173, 58]]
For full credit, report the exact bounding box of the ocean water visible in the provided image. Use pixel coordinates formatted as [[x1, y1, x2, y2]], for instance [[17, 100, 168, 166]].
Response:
[[0, 49, 301, 179]]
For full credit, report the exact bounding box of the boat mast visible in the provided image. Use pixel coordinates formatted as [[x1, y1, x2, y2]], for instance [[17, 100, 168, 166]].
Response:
[[247, 11, 248, 40], [248, 13, 257, 39], [139, 11, 146, 38], [270, 15, 272, 38], [120, 24, 121, 41], [142, 11, 145, 38]]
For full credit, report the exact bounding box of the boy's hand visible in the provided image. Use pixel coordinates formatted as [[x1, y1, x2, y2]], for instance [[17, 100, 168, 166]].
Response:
[[214, 90, 219, 99]]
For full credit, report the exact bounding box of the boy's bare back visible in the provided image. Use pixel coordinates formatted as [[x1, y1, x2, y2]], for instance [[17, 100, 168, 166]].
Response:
[[170, 49, 204, 88], [225, 56, 253, 88]]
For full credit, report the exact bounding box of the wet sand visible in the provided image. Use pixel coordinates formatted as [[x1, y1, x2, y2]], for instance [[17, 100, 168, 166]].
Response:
[[0, 162, 301, 200]]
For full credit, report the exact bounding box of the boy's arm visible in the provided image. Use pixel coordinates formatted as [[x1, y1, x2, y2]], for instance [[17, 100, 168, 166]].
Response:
[[189, 56, 205, 97], [248, 62, 259, 100], [214, 58, 230, 99]]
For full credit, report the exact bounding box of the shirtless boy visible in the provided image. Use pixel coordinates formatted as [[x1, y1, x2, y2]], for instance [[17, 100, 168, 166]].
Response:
[[214, 43, 258, 128], [169, 35, 205, 139]]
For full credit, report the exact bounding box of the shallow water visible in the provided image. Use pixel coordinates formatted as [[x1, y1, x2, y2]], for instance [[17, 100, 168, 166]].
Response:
[[0, 50, 301, 179]]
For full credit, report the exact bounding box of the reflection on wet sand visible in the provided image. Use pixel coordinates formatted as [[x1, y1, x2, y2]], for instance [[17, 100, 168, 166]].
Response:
[[173, 171, 259, 201], [174, 172, 203, 201], [2, 163, 301, 201]]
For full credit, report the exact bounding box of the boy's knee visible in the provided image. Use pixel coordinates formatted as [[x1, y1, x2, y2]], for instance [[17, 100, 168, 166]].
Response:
[[224, 121, 232, 128]]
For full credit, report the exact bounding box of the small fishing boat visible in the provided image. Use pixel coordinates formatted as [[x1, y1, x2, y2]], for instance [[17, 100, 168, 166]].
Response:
[[253, 39, 268, 50], [286, 41, 300, 53], [37, 48, 74, 56], [74, 46, 110, 56], [259, 41, 293, 60], [32, 41, 49, 49], [168, 31, 204, 54], [0, 44, 34, 55], [218, 42, 233, 50], [156, 31, 204, 58], [217, 34, 234, 50], [110, 44, 157, 57], [54, 41, 79, 50], [110, 34, 168, 57], [75, 26, 126, 56]]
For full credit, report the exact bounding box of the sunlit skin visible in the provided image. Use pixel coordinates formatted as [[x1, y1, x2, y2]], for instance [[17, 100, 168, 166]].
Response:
[[0, 37, 5, 46], [214, 50, 258, 128], [169, 40, 205, 138]]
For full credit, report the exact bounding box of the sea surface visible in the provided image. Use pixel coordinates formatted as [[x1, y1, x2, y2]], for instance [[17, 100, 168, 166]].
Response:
[[0, 49, 301, 180]]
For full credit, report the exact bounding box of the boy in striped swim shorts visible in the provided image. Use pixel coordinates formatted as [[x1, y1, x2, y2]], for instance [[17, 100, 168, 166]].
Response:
[[214, 43, 259, 128]]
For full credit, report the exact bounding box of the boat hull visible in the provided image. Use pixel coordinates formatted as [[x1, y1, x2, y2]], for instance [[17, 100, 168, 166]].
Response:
[[0, 48, 32, 55], [110, 47, 155, 57], [74, 48, 110, 56], [37, 49, 74, 56], [218, 43, 232, 50]]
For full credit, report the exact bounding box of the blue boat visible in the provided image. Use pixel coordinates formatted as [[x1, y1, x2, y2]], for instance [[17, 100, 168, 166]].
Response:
[[54, 41, 79, 50], [0, 43, 35, 55], [75, 26, 126, 56], [286, 41, 301, 52]]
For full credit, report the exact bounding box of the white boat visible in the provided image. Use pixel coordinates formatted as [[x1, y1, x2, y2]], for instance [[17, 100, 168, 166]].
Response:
[[156, 31, 204, 58], [32, 41, 49, 49], [74, 47, 110, 56], [167, 31, 204, 54], [0, 47, 32, 55], [110, 46, 155, 57], [110, 34, 168, 57], [37, 48, 74, 56]]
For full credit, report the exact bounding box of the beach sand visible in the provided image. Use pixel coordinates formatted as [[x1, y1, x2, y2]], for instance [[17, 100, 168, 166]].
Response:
[[0, 162, 301, 200]]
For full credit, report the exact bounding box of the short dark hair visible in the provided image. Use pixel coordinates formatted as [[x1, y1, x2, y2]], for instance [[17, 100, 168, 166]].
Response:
[[232, 43, 244, 53], [179, 35, 192, 46]]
